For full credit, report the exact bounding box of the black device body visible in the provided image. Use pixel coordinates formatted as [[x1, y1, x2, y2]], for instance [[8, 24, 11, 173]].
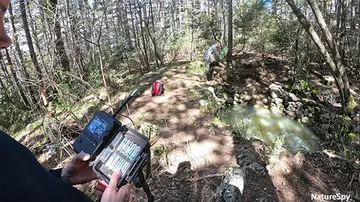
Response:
[[72, 90, 153, 201]]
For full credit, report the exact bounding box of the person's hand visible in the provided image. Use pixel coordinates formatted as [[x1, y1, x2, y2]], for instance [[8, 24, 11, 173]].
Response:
[[94, 180, 107, 197], [101, 171, 132, 202], [61, 152, 98, 185]]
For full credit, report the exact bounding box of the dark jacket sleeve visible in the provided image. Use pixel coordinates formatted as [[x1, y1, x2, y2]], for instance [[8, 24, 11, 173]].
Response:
[[49, 168, 63, 179], [0, 130, 92, 202]]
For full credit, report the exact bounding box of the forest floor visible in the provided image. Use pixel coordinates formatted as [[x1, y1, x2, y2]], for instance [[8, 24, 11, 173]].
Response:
[[15, 55, 360, 202]]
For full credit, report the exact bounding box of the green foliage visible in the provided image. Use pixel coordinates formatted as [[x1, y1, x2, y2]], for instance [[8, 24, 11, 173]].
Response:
[[299, 79, 315, 92], [347, 133, 359, 140], [271, 20, 299, 51], [0, 91, 31, 133], [233, 0, 280, 53], [185, 60, 206, 76], [272, 133, 286, 154], [346, 95, 356, 114]]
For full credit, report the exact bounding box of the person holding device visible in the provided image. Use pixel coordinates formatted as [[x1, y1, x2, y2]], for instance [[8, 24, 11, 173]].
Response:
[[0, 0, 132, 201]]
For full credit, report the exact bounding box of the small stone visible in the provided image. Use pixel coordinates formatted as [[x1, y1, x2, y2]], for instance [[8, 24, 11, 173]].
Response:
[[295, 110, 303, 117], [288, 93, 299, 101], [262, 98, 269, 104], [270, 91, 278, 99], [199, 99, 208, 106], [287, 105, 296, 112], [301, 117, 309, 124], [304, 110, 309, 116], [274, 98, 283, 104], [226, 97, 234, 105], [269, 83, 284, 98], [253, 104, 259, 109], [244, 95, 252, 101], [286, 110, 296, 118]]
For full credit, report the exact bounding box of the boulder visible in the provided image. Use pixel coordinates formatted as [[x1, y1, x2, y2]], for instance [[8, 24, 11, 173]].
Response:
[[269, 83, 284, 98]]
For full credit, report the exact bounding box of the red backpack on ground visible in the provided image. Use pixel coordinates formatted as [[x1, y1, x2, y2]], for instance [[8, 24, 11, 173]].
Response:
[[151, 81, 164, 96]]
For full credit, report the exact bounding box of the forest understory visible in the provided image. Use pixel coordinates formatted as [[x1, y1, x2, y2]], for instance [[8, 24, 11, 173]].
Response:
[[15, 52, 360, 202], [4, 0, 360, 201]]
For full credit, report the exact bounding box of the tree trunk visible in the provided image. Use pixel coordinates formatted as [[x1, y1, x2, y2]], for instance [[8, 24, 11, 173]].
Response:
[[27, 2, 47, 71], [226, 0, 233, 81], [286, 0, 351, 110], [9, 3, 37, 106], [20, 0, 48, 106], [227, 0, 233, 60], [148, 0, 163, 67], [4, 49, 29, 106], [137, 1, 150, 70], [50, 0, 70, 72]]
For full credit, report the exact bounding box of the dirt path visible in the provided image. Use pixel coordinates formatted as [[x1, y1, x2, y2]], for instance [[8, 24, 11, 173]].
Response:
[[116, 64, 237, 201]]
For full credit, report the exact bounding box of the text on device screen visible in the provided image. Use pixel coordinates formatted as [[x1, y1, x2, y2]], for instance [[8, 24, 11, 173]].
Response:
[[88, 117, 109, 138]]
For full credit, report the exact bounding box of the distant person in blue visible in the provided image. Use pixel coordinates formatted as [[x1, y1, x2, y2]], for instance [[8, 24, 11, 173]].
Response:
[[204, 42, 221, 80]]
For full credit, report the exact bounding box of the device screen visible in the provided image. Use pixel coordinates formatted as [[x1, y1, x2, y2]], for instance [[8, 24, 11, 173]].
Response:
[[88, 117, 109, 138], [98, 133, 142, 178]]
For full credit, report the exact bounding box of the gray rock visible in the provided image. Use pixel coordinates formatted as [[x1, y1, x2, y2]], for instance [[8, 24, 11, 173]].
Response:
[[226, 97, 234, 105], [269, 83, 284, 98], [287, 104, 296, 112], [262, 98, 269, 104], [296, 102, 303, 108], [303, 110, 309, 116], [270, 91, 278, 99], [295, 110, 303, 117], [286, 110, 296, 118], [273, 98, 283, 105], [288, 93, 299, 101], [216, 167, 244, 202], [245, 163, 267, 176]]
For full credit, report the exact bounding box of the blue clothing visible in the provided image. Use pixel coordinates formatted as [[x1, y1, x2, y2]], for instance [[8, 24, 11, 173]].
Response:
[[204, 45, 217, 62]]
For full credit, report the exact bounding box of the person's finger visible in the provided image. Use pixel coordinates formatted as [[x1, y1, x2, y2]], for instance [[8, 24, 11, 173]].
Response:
[[90, 169, 98, 180], [94, 190, 104, 197], [117, 183, 132, 201], [71, 152, 91, 164], [95, 181, 107, 192], [108, 171, 120, 189], [98, 180, 108, 187]]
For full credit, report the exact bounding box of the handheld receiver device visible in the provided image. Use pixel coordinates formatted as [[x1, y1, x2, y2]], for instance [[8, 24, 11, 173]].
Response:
[[72, 89, 154, 201]]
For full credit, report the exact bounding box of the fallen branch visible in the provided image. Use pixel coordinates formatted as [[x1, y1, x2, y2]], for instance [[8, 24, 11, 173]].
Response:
[[321, 150, 343, 159]]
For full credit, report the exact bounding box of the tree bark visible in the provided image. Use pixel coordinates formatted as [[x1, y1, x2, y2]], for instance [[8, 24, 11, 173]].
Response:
[[50, 0, 70, 72], [9, 3, 37, 106], [4, 49, 29, 106], [286, 0, 351, 110], [136, 1, 150, 70], [227, 0, 233, 60], [20, 0, 48, 106]]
